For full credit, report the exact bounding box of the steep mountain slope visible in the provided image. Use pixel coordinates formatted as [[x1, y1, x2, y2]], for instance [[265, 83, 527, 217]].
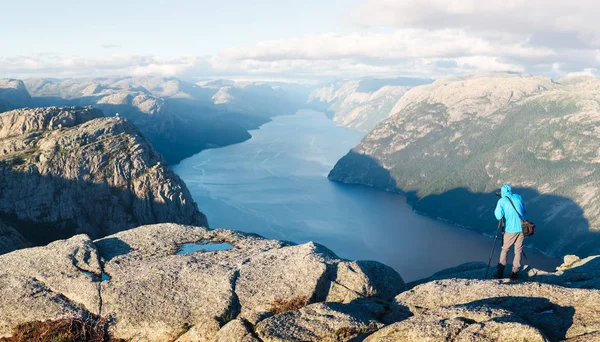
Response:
[[0, 79, 32, 111], [21, 77, 309, 164], [329, 73, 600, 256], [0, 106, 206, 252], [308, 77, 431, 132]]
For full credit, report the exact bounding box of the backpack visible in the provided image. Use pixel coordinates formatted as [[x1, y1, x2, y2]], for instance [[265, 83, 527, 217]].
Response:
[[507, 197, 535, 237]]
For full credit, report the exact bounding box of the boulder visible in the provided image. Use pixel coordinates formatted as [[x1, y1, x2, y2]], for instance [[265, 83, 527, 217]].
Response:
[[235, 242, 333, 317], [0, 224, 405, 341], [367, 305, 546, 342], [204, 319, 259, 342], [255, 302, 384, 342], [392, 279, 600, 341], [0, 234, 102, 316], [327, 260, 405, 303], [0, 275, 90, 338]]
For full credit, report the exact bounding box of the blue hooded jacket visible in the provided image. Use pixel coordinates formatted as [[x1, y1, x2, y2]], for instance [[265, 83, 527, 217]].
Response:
[[494, 184, 526, 233]]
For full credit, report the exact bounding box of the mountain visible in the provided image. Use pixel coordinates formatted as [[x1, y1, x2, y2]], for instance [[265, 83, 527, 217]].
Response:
[[20, 77, 310, 164], [199, 79, 312, 117], [329, 73, 600, 257], [308, 77, 431, 132], [0, 106, 206, 254], [0, 79, 32, 111], [0, 223, 598, 341]]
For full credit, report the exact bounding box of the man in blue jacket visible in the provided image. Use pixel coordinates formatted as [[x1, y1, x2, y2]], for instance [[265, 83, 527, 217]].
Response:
[[494, 184, 526, 280]]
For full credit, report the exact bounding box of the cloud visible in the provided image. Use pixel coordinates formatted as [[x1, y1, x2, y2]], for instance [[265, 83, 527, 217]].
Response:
[[351, 0, 600, 49], [101, 44, 122, 49], [220, 30, 553, 62], [2, 1, 600, 80], [0, 54, 212, 78], [208, 0, 600, 79]]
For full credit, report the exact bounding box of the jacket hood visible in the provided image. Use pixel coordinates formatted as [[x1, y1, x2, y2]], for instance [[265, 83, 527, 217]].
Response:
[[501, 184, 512, 198]]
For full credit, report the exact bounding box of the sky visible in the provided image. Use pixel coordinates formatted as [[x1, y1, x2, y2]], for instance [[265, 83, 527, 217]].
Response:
[[2, 0, 600, 81]]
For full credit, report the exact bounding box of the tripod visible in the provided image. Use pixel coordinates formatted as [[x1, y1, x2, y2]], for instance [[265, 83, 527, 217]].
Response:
[[485, 220, 503, 279]]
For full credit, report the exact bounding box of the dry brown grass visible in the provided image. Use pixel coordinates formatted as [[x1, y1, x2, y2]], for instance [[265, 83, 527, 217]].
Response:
[[269, 296, 309, 315], [0, 316, 126, 342]]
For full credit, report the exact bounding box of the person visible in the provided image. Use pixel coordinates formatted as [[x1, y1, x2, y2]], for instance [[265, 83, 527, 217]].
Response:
[[494, 184, 526, 280]]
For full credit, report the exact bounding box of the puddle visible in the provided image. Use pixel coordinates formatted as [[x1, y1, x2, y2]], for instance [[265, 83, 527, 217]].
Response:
[[82, 271, 112, 281], [176, 241, 235, 255]]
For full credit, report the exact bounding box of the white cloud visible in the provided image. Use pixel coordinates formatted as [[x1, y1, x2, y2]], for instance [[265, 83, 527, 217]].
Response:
[[220, 30, 553, 62], [0, 54, 207, 78], [2, 1, 600, 80], [352, 0, 600, 48]]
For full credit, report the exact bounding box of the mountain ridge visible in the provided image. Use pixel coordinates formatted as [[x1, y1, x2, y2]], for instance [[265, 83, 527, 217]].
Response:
[[329, 73, 600, 257]]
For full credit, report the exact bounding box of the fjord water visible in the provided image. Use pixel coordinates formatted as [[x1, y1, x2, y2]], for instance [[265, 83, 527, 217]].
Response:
[[174, 110, 560, 281]]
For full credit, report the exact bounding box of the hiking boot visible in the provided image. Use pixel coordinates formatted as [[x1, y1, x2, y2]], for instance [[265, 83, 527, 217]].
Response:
[[510, 272, 519, 281], [494, 264, 505, 279]]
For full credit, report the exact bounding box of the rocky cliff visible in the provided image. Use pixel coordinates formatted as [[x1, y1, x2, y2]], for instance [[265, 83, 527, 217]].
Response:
[[0, 223, 598, 341], [329, 73, 600, 257], [0, 106, 206, 253], [308, 78, 431, 132]]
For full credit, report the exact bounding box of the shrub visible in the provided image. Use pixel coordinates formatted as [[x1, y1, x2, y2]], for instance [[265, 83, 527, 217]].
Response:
[[269, 296, 308, 315], [0, 317, 125, 342]]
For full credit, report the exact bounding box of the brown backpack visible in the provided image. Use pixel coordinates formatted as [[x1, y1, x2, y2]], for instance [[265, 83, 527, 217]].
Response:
[[507, 197, 536, 237]]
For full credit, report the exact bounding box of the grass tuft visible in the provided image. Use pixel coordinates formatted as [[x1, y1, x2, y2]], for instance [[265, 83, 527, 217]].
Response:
[[269, 296, 309, 315]]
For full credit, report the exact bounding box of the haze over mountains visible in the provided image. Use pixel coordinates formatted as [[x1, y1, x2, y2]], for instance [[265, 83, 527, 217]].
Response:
[[308, 77, 431, 132], [0, 76, 310, 165]]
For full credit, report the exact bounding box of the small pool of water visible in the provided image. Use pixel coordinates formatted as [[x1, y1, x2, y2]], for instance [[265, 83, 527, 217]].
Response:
[[176, 241, 235, 255], [101, 272, 111, 281]]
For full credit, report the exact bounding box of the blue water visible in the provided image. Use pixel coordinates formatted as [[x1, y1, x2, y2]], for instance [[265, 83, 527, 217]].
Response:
[[174, 110, 560, 281], [176, 242, 235, 255]]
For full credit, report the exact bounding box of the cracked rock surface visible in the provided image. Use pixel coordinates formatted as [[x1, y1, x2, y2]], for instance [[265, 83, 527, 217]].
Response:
[[2, 223, 600, 341], [0, 223, 404, 341]]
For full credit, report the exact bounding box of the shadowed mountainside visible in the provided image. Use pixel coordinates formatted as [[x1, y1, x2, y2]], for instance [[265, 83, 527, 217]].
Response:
[[330, 150, 600, 257], [0, 106, 206, 254], [329, 73, 600, 257]]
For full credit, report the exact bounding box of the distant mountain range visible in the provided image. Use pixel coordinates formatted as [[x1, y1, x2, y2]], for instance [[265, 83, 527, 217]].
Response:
[[308, 77, 431, 132], [330, 73, 600, 257], [1, 76, 311, 164]]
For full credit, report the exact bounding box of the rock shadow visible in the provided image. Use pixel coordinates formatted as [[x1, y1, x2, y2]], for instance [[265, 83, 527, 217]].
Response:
[[462, 296, 575, 341], [94, 237, 133, 262], [329, 151, 598, 257], [411, 187, 597, 257], [0, 167, 205, 254]]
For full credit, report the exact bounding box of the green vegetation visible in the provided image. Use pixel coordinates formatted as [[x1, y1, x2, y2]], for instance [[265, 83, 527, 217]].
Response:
[[331, 90, 600, 256]]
